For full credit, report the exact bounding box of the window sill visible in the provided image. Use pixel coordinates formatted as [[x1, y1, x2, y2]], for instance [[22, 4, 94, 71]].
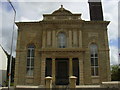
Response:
[[26, 76, 34, 79], [91, 76, 100, 78]]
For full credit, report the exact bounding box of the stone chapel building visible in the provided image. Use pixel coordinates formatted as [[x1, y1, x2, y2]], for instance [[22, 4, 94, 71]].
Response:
[[14, 1, 111, 86]]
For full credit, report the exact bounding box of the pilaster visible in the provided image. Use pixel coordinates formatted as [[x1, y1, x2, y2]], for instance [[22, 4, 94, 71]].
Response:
[[79, 30, 82, 48], [104, 31, 111, 81], [47, 30, 51, 47], [52, 58, 56, 84], [52, 30, 56, 48], [40, 57, 46, 85], [14, 55, 20, 86], [69, 30, 72, 48], [69, 58, 73, 76], [42, 31, 46, 48], [73, 30, 77, 47], [79, 57, 84, 85]]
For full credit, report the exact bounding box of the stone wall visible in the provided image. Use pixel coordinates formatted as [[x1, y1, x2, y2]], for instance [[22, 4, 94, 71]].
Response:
[[14, 11, 111, 86]]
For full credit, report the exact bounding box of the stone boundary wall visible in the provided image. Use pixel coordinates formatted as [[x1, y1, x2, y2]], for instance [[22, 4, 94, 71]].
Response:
[[101, 82, 120, 89]]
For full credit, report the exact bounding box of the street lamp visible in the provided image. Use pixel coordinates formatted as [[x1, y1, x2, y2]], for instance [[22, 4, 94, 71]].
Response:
[[7, 0, 16, 89]]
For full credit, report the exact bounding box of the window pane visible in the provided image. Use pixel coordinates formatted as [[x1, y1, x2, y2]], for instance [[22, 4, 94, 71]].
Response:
[[63, 46, 65, 48], [26, 68, 31, 76], [95, 58, 98, 66], [27, 68, 34, 76], [31, 49, 34, 57], [95, 54, 98, 57], [90, 44, 97, 53], [91, 54, 94, 57], [58, 32, 66, 48], [27, 58, 30, 66], [27, 49, 30, 57], [91, 58, 94, 66], [30, 68, 34, 76], [95, 67, 98, 76], [91, 67, 94, 76], [31, 59, 34, 66]]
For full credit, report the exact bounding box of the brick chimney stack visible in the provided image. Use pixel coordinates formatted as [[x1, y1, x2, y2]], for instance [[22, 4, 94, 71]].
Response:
[[88, 0, 104, 21]]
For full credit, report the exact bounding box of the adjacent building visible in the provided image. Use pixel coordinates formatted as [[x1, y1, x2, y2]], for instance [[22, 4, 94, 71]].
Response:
[[0, 45, 7, 87]]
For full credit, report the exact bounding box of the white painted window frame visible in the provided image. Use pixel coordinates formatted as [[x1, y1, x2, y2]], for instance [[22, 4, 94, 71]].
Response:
[[90, 44, 99, 76], [26, 46, 34, 76]]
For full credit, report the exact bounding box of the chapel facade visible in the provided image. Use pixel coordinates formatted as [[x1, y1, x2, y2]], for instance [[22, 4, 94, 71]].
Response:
[[14, 1, 111, 86]]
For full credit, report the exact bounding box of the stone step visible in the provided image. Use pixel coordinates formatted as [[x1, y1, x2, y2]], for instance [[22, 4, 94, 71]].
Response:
[[53, 85, 69, 89]]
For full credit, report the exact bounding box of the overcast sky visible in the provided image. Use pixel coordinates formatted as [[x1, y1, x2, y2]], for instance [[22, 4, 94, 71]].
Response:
[[0, 0, 120, 66]]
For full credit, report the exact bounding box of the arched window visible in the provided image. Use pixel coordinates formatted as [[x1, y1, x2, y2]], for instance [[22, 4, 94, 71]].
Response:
[[58, 32, 67, 48], [26, 45, 35, 76], [90, 44, 98, 76]]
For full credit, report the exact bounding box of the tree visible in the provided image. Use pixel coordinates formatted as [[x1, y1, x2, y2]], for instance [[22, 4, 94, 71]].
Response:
[[111, 65, 120, 81]]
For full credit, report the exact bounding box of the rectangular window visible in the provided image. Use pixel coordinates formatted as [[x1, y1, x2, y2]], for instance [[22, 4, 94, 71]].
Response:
[[26, 45, 35, 76], [90, 44, 99, 76]]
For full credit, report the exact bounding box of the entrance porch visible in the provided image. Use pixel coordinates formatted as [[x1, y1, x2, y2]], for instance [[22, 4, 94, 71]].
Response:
[[45, 58, 79, 85]]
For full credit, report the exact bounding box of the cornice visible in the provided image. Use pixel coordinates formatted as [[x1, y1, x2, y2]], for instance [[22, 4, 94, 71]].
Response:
[[15, 20, 110, 28], [83, 21, 110, 26], [43, 14, 81, 16], [15, 22, 41, 26], [15, 20, 109, 24], [40, 20, 84, 24]]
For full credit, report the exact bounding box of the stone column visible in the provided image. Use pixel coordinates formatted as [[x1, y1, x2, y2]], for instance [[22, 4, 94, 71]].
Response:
[[42, 31, 46, 48], [69, 58, 73, 76], [40, 57, 46, 85], [52, 58, 56, 84], [52, 30, 56, 48], [79, 30, 82, 48], [79, 57, 84, 85], [69, 30, 72, 48]]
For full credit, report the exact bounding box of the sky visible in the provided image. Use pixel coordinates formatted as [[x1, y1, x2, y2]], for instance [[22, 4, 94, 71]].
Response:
[[0, 0, 120, 67]]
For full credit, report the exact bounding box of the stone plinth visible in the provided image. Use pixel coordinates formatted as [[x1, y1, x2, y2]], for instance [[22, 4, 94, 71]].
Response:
[[45, 76, 52, 89], [69, 76, 77, 88]]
